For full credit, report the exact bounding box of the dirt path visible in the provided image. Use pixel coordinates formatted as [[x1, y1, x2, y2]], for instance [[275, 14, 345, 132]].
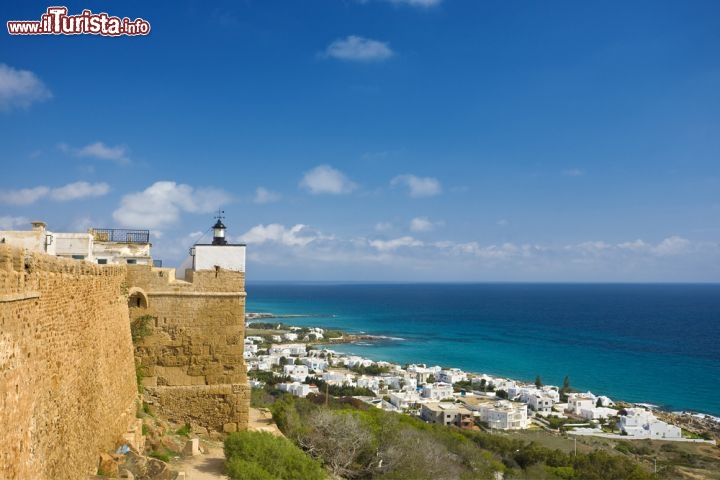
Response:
[[171, 408, 283, 479], [247, 407, 284, 436]]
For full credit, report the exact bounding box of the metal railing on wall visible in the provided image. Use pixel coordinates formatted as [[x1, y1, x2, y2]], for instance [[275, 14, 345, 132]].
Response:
[[92, 229, 150, 244]]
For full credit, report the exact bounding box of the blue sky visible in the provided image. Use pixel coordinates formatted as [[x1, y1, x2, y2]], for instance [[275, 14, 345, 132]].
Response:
[[1, 0, 719, 281]]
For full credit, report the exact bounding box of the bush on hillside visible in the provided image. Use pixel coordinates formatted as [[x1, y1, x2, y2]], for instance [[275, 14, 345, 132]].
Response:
[[224, 430, 325, 480]]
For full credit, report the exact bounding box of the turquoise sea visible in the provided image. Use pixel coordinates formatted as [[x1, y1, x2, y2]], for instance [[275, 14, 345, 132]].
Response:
[[246, 283, 720, 417]]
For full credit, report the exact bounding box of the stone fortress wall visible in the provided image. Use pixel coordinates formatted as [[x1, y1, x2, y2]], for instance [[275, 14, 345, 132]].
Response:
[[0, 245, 138, 480], [126, 265, 250, 434]]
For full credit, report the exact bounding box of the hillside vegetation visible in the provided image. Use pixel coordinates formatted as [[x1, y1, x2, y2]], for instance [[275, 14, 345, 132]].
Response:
[[241, 393, 658, 480]]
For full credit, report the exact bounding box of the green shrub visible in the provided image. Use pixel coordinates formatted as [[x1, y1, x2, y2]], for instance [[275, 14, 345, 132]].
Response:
[[149, 449, 172, 462], [224, 431, 325, 480], [135, 364, 146, 393], [226, 458, 276, 480], [176, 423, 191, 437], [130, 315, 155, 342]]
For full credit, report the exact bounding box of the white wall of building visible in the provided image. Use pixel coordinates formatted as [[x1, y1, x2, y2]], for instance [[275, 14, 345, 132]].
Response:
[[193, 244, 245, 272]]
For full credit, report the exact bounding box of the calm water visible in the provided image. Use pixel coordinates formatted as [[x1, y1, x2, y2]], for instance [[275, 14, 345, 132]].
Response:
[[246, 283, 720, 416]]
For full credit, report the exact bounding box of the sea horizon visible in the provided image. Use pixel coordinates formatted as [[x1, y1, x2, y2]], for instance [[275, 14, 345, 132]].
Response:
[[246, 282, 720, 417]]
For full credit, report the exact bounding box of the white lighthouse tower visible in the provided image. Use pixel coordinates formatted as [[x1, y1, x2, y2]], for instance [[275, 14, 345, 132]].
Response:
[[190, 212, 246, 273]]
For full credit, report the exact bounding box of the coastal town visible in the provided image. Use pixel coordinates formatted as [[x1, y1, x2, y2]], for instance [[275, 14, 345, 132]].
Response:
[[244, 315, 719, 443]]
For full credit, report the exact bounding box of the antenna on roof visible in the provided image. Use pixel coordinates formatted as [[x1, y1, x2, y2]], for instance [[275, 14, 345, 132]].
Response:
[[215, 209, 225, 221]]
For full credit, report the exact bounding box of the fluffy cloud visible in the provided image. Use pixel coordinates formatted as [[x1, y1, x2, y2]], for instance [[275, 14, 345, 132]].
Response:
[[77, 141, 129, 164], [374, 222, 394, 232], [0, 182, 109, 205], [0, 186, 49, 205], [391, 174, 442, 197], [651, 236, 691, 256], [409, 216, 438, 232], [60, 141, 130, 165], [0, 63, 52, 111], [300, 165, 357, 195], [239, 224, 318, 247], [370, 236, 423, 251], [49, 181, 110, 201], [112, 181, 232, 229], [322, 36, 394, 62], [253, 187, 282, 204]]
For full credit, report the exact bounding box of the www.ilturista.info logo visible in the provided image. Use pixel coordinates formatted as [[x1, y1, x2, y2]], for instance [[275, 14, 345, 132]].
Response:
[[7, 7, 150, 36]]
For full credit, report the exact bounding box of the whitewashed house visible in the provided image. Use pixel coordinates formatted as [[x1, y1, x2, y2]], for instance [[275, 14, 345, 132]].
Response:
[[567, 393, 597, 415], [278, 382, 319, 398], [438, 368, 467, 385], [618, 408, 681, 439], [357, 375, 382, 392], [580, 406, 618, 420], [343, 356, 374, 368], [469, 400, 529, 430], [282, 364, 309, 382], [269, 344, 307, 357], [422, 382, 455, 401], [322, 371, 355, 386], [407, 364, 442, 384], [527, 393, 555, 414], [301, 357, 328, 372], [389, 390, 422, 410]]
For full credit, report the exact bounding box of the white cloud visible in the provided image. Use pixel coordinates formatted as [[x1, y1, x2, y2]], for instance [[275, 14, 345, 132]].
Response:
[[571, 241, 612, 255], [391, 174, 442, 198], [63, 141, 130, 165], [0, 216, 29, 230], [239, 224, 317, 247], [563, 236, 693, 257], [618, 239, 648, 251], [0, 186, 50, 205], [197, 219, 719, 281], [409, 216, 438, 232], [322, 36, 394, 62], [0, 63, 52, 111], [652, 236, 691, 256], [0, 181, 109, 205], [49, 181, 110, 201], [442, 241, 529, 260], [369, 236, 423, 251], [253, 187, 282, 204], [300, 165, 357, 195], [112, 181, 232, 229]]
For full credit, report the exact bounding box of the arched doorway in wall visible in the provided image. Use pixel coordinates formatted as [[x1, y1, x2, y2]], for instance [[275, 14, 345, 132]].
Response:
[[127, 287, 149, 309]]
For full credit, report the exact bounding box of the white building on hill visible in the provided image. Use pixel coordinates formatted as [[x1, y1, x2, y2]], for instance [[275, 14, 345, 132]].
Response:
[[422, 382, 454, 401], [618, 408, 681, 439]]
